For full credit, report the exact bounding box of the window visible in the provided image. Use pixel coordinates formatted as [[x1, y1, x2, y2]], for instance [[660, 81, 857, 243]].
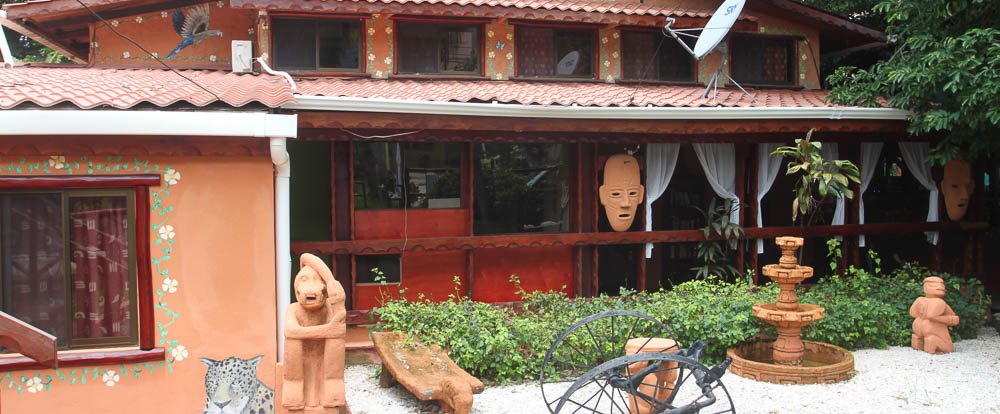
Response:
[[0, 189, 137, 350], [354, 142, 463, 209], [516, 26, 594, 78], [397, 22, 482, 75], [474, 143, 570, 234], [355, 255, 401, 284], [730, 36, 796, 86], [621, 30, 694, 82], [272, 18, 363, 72]]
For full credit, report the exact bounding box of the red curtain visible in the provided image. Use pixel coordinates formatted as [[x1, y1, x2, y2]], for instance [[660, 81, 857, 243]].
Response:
[[517, 27, 555, 76], [3, 194, 67, 346], [70, 196, 130, 340]]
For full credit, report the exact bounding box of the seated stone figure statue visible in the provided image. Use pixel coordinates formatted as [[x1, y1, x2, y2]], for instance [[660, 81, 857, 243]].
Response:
[[910, 276, 960, 354], [283, 253, 347, 413]]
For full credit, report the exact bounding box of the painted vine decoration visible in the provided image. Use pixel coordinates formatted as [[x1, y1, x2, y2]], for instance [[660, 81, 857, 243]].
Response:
[[0, 155, 184, 394]]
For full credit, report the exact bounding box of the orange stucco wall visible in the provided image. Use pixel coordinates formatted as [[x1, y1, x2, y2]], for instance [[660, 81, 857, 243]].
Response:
[[0, 153, 277, 412]]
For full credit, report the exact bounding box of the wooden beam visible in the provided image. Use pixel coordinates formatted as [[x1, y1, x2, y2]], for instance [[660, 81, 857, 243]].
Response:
[[292, 222, 982, 255], [0, 17, 86, 63], [0, 311, 58, 368]]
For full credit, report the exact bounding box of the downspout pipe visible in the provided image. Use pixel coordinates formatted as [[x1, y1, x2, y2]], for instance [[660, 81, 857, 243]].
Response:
[[271, 137, 291, 361]]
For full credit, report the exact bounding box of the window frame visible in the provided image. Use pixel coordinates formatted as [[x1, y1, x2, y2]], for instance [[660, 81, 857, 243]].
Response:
[[728, 34, 800, 88], [512, 21, 601, 80], [392, 17, 488, 77], [269, 14, 367, 75], [618, 28, 697, 84], [0, 174, 161, 369], [351, 141, 466, 211]]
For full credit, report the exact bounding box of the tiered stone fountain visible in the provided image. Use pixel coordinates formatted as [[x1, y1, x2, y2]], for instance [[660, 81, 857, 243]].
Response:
[[727, 237, 854, 384]]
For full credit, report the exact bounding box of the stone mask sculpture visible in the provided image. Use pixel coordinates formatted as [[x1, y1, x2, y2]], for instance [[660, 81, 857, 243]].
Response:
[[910, 276, 960, 354], [282, 253, 347, 413], [599, 154, 644, 232], [940, 157, 974, 221]]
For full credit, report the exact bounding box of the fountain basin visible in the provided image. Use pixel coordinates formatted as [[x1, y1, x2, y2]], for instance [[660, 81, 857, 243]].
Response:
[[752, 303, 824, 328], [727, 341, 854, 384], [761, 264, 814, 284]]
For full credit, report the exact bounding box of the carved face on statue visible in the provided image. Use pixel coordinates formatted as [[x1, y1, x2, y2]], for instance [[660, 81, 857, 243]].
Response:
[[294, 264, 328, 311], [599, 154, 644, 232], [940, 157, 974, 221], [923, 276, 947, 299]]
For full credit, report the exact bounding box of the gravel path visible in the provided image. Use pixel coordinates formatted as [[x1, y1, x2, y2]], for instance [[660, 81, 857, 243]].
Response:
[[346, 327, 1000, 414]]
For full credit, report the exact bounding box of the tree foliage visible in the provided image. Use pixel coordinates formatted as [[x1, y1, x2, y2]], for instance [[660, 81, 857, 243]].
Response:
[[0, 0, 65, 62], [826, 0, 1000, 162]]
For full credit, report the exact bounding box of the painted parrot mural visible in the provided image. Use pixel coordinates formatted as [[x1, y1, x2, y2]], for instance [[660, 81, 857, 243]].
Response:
[[165, 4, 223, 60]]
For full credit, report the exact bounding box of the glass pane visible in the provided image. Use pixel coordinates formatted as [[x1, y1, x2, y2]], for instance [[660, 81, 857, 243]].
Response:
[[354, 142, 462, 209], [318, 20, 362, 70], [69, 195, 131, 341], [517, 27, 555, 77], [658, 39, 694, 81], [474, 143, 570, 234], [731, 37, 792, 85], [621, 31, 657, 80], [290, 141, 332, 242], [440, 26, 480, 73], [398, 22, 441, 74], [554, 29, 593, 77], [1, 194, 67, 347], [273, 19, 318, 70], [355, 255, 401, 284]]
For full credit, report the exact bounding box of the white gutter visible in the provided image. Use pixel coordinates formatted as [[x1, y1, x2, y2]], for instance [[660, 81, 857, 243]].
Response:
[[270, 137, 291, 362], [0, 11, 14, 68], [0, 110, 297, 137], [286, 95, 911, 120]]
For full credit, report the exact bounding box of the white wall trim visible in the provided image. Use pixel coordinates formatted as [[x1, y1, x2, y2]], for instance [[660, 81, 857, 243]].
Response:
[[0, 110, 298, 138], [286, 95, 910, 121]]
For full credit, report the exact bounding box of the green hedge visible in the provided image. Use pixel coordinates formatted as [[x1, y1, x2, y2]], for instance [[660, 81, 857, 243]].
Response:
[[373, 265, 990, 384]]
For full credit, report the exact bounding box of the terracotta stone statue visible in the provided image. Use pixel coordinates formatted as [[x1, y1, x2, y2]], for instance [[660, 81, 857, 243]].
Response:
[[910, 276, 960, 354], [282, 253, 347, 413], [600, 154, 644, 232], [940, 157, 974, 221], [625, 338, 678, 414]]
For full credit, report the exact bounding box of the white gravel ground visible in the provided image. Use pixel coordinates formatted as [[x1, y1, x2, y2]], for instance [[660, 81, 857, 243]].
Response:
[[346, 327, 1000, 414]]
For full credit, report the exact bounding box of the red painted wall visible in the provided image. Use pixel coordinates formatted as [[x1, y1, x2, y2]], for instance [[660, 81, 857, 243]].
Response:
[[353, 250, 467, 309], [472, 246, 574, 302], [354, 208, 468, 239]]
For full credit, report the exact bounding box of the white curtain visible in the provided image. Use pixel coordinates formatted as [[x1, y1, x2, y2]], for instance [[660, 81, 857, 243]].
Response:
[[899, 142, 940, 245], [857, 142, 883, 247], [756, 143, 783, 253], [819, 143, 846, 230], [693, 143, 739, 250], [644, 144, 681, 258]]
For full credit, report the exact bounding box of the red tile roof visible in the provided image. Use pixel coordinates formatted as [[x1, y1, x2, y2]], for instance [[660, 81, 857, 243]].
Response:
[[296, 78, 836, 108], [0, 67, 295, 109], [326, 0, 714, 17]]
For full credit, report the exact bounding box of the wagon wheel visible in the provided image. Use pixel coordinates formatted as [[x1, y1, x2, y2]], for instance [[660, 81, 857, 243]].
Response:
[[540, 310, 678, 413], [553, 353, 736, 414]]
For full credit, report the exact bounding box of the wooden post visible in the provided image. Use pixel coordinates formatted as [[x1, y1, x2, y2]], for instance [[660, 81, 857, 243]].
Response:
[[746, 143, 760, 283], [735, 144, 747, 277]]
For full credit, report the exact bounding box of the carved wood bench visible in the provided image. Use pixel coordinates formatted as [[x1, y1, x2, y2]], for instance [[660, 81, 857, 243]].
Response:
[[371, 332, 484, 414]]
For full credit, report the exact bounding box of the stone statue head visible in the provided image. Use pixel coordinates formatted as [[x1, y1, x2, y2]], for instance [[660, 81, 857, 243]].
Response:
[[294, 253, 342, 311], [923, 276, 946, 299], [599, 154, 644, 232], [940, 157, 974, 221]]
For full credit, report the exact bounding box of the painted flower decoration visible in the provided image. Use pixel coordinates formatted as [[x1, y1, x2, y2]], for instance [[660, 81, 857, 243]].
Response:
[[506, 33, 513, 40], [135, 16, 143, 23], [152, 52, 159, 58], [801, 54, 808, 61], [94, 41, 100, 48], [171, 345, 189, 361], [164, 168, 181, 185], [217, 0, 224, 7], [122, 51, 131, 59], [159, 224, 176, 240], [162, 277, 178, 293], [612, 32, 619, 39], [800, 73, 806, 80], [111, 20, 120, 27], [368, 53, 376, 61], [210, 55, 218, 62], [161, 11, 168, 18], [102, 370, 120, 387], [603, 60, 611, 68], [48, 155, 66, 170], [487, 30, 495, 38], [375, 70, 384, 78], [606, 74, 614, 83], [385, 26, 392, 35], [601, 36, 608, 44], [383, 57, 392, 65], [488, 51, 496, 59], [612, 51, 619, 59], [494, 73, 504, 80], [505, 52, 512, 60], [24, 376, 44, 393]]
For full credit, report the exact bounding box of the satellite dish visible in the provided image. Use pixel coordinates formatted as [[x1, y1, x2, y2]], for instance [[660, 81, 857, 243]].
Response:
[[556, 51, 580, 75], [692, 0, 746, 59]]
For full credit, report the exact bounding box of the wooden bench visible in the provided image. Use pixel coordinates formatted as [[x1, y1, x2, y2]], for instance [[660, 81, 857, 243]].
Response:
[[371, 332, 484, 414]]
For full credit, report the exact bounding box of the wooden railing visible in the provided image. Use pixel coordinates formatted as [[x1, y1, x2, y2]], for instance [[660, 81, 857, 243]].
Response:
[[0, 311, 58, 368]]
